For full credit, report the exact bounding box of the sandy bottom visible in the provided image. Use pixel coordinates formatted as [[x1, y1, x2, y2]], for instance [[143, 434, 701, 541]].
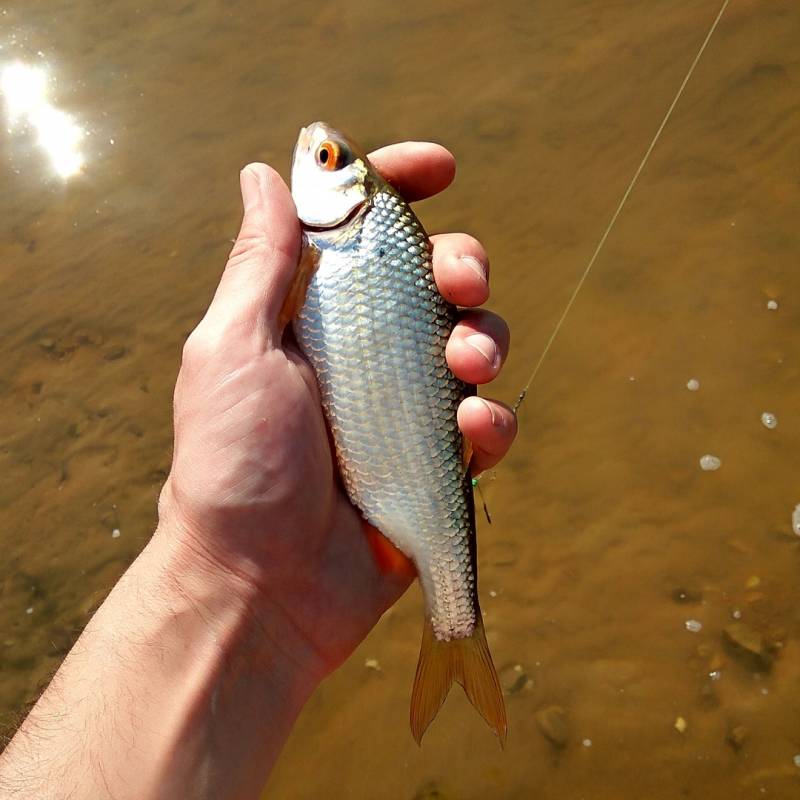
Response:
[[1, 0, 799, 797]]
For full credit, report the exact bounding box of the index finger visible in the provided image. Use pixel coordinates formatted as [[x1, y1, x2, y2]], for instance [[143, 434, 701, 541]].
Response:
[[368, 142, 456, 202]]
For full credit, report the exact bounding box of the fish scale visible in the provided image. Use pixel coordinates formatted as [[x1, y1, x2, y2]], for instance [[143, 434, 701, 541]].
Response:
[[295, 188, 476, 641]]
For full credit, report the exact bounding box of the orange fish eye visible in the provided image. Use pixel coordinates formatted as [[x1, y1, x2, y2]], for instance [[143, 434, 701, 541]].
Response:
[[316, 139, 342, 170]]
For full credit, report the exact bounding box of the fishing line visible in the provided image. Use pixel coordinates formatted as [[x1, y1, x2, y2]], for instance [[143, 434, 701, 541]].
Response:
[[513, 0, 731, 414]]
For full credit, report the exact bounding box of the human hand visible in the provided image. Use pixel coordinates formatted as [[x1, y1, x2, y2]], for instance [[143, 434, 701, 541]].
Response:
[[157, 143, 516, 686]]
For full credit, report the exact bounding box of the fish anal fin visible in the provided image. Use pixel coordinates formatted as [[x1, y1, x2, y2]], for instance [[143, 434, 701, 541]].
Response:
[[278, 238, 319, 328], [410, 614, 507, 747], [363, 521, 416, 579]]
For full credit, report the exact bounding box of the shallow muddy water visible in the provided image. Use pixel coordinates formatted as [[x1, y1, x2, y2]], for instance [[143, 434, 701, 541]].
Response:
[[1, 0, 799, 797]]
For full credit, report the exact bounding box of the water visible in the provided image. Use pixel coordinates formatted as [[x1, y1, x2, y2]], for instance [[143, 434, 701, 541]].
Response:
[[1, 1, 799, 798]]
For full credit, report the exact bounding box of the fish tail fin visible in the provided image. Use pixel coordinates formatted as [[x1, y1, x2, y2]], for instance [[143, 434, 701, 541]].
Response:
[[410, 614, 507, 747]]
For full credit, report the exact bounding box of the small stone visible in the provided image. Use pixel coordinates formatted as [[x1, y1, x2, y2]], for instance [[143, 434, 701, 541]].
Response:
[[104, 344, 127, 361], [75, 328, 102, 346], [686, 378, 700, 391], [732, 608, 742, 619], [760, 412, 777, 429], [745, 575, 761, 589], [500, 663, 531, 694], [727, 725, 748, 751], [535, 705, 569, 748], [767, 300, 778, 310], [709, 670, 722, 681], [25, 607, 34, 615], [792, 504, 800, 536], [364, 658, 380, 671], [111, 528, 121, 538], [582, 738, 592, 748], [38, 336, 56, 351], [507, 673, 531, 694], [685, 619, 703, 633], [699, 454, 721, 471], [723, 622, 773, 671], [793, 754, 800, 768], [674, 716, 688, 734]]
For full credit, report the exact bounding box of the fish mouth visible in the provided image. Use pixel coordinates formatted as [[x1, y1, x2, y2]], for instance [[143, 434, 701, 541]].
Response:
[[301, 198, 368, 232]]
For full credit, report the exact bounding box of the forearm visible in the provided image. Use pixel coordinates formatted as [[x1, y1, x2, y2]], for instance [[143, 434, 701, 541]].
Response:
[[0, 524, 319, 800]]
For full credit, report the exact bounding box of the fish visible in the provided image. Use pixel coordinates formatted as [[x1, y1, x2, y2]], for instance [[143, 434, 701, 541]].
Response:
[[286, 121, 506, 745]]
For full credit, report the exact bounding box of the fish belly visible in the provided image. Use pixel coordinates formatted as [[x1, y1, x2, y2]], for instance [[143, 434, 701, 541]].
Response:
[[295, 189, 476, 641]]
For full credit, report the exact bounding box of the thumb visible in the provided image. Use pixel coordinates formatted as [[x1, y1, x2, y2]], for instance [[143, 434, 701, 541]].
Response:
[[200, 163, 301, 344]]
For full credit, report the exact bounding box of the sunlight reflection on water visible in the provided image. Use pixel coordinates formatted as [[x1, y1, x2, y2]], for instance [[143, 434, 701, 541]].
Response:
[[1, 60, 85, 178]]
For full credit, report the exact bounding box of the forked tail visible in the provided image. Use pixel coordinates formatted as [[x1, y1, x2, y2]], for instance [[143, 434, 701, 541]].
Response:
[[410, 613, 507, 746]]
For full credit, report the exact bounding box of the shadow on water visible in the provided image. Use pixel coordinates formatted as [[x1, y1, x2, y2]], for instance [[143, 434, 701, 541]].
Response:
[[1, 0, 799, 797]]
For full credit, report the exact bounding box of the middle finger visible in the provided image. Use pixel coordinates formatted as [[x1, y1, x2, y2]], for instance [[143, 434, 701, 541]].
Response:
[[446, 309, 510, 385], [431, 232, 490, 308]]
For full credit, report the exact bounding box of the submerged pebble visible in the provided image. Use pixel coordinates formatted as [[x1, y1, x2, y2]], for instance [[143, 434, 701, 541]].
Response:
[[364, 658, 380, 671], [699, 454, 721, 471], [767, 299, 778, 310], [727, 725, 748, 751], [111, 528, 121, 538], [674, 716, 688, 734], [535, 705, 569, 748], [685, 619, 703, 633], [582, 738, 592, 748], [760, 412, 777, 429], [792, 504, 800, 536], [686, 378, 700, 391], [722, 622, 773, 671], [793, 754, 800, 768]]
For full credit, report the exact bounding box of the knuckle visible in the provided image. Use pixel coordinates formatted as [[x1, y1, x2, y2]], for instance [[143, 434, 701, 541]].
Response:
[[182, 326, 217, 367], [226, 222, 273, 271]]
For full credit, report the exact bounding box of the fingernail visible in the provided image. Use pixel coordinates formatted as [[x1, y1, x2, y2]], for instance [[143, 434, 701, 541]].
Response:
[[465, 333, 500, 370], [479, 397, 504, 427], [240, 166, 262, 211], [460, 255, 487, 283]]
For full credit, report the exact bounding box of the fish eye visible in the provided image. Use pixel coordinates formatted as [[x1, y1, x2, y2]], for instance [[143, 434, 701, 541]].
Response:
[[316, 139, 346, 171]]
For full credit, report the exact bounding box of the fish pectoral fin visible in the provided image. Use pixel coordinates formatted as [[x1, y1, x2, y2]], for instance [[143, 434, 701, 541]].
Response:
[[278, 236, 319, 328], [410, 613, 507, 747]]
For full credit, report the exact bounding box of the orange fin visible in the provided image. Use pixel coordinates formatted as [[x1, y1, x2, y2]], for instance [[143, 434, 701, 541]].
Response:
[[363, 521, 416, 579], [278, 237, 319, 328], [462, 437, 474, 471], [410, 613, 506, 746]]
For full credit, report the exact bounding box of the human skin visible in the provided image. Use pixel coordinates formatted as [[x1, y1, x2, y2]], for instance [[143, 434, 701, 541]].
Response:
[[0, 143, 516, 800]]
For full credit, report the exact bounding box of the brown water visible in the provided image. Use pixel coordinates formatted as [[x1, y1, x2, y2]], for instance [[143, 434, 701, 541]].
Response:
[[1, 0, 799, 796]]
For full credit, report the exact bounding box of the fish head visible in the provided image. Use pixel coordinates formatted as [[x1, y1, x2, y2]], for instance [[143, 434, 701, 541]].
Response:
[[291, 121, 375, 228]]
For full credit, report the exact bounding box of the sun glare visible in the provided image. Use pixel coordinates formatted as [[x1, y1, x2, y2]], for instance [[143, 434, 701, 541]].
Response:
[[1, 61, 85, 178]]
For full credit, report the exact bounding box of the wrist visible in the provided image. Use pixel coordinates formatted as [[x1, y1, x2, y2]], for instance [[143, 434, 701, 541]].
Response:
[[118, 525, 324, 798], [148, 519, 326, 701]]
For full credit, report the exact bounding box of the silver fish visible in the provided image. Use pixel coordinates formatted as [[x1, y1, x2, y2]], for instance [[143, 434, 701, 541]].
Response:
[[289, 122, 505, 744]]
